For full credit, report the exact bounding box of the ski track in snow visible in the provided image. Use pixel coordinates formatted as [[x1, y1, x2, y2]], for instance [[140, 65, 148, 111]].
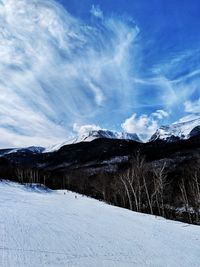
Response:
[[0, 181, 199, 267]]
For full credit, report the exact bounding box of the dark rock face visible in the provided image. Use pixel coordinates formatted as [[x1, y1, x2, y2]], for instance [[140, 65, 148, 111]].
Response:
[[189, 126, 200, 138], [150, 133, 181, 143]]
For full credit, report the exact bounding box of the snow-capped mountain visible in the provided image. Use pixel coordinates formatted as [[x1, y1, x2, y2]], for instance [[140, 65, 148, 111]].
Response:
[[0, 146, 45, 156], [150, 116, 200, 142], [45, 130, 140, 153], [74, 130, 141, 143]]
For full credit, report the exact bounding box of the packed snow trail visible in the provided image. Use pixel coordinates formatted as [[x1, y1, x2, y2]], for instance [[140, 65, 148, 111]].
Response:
[[0, 181, 199, 267]]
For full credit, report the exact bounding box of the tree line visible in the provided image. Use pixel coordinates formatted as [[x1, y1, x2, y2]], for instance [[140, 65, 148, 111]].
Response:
[[88, 153, 200, 224], [13, 152, 200, 224]]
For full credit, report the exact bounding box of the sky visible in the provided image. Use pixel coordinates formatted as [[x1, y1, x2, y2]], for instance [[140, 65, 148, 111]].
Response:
[[0, 0, 200, 147]]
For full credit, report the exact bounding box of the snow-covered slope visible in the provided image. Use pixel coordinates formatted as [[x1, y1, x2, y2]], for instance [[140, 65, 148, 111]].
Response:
[[150, 116, 200, 142], [0, 181, 199, 267], [45, 130, 140, 153]]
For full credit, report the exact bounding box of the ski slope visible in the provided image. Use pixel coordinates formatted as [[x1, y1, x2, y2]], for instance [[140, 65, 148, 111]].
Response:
[[0, 181, 199, 267]]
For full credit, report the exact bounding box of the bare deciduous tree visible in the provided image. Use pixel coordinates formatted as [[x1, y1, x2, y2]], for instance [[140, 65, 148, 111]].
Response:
[[119, 153, 154, 213], [189, 171, 200, 223], [152, 162, 167, 217], [179, 178, 192, 224]]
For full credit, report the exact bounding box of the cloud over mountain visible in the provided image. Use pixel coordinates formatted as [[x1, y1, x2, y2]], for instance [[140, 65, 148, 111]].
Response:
[[0, 0, 199, 147], [122, 110, 169, 141], [0, 0, 138, 147]]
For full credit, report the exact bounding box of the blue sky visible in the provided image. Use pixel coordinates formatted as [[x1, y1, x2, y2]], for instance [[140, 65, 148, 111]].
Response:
[[0, 0, 200, 147]]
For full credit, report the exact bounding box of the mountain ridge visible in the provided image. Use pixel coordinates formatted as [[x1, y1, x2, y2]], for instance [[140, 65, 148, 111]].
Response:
[[1, 116, 200, 155], [150, 116, 200, 142], [44, 129, 141, 153]]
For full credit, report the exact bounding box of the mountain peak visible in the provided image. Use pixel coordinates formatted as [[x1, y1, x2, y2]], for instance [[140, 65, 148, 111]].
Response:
[[150, 115, 200, 142]]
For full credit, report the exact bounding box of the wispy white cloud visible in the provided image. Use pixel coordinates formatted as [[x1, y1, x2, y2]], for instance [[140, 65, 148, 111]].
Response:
[[151, 48, 200, 117], [90, 5, 103, 19], [0, 0, 139, 148], [184, 98, 200, 114], [152, 110, 169, 120], [1, 0, 196, 148]]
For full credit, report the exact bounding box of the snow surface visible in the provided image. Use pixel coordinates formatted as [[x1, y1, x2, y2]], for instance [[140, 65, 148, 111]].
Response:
[[0, 181, 199, 267]]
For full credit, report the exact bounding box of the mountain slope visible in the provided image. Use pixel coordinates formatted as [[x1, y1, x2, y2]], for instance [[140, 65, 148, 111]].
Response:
[[0, 181, 199, 267], [0, 146, 45, 157], [45, 130, 140, 152], [150, 116, 200, 142]]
